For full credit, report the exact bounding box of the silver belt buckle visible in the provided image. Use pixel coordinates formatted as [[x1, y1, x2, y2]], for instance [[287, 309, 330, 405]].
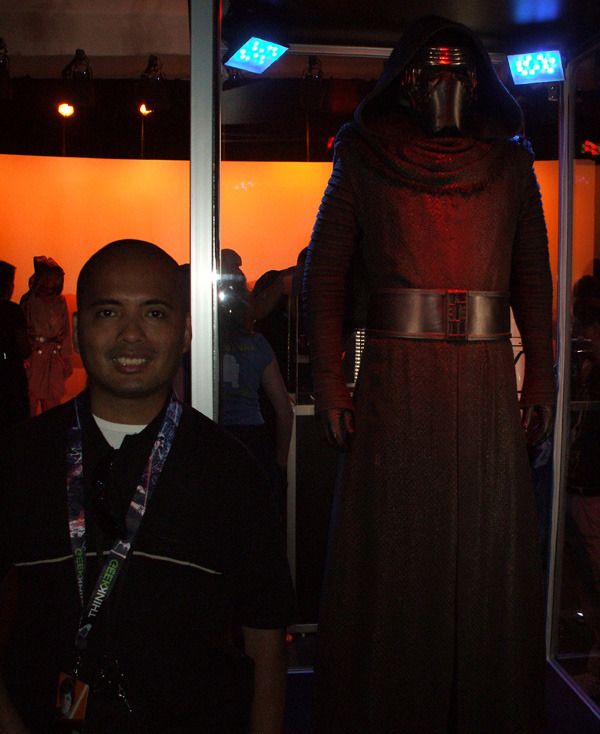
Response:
[[446, 290, 468, 340]]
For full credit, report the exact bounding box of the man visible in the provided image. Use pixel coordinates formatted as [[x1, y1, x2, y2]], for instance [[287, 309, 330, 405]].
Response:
[[0, 240, 294, 733], [304, 16, 554, 734]]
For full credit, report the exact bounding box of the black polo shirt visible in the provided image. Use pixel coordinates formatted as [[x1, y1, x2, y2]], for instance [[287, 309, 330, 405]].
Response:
[[0, 397, 294, 733]]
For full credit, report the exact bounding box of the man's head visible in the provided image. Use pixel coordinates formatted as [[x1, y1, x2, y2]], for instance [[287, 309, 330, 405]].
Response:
[[75, 239, 191, 423]]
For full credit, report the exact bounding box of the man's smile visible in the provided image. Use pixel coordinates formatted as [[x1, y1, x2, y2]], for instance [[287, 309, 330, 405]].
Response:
[[111, 354, 151, 371]]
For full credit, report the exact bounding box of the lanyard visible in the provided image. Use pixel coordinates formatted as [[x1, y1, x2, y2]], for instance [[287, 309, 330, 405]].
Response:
[[66, 393, 182, 652]]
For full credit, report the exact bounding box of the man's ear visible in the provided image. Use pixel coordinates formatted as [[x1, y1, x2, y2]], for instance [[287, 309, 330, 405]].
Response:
[[183, 313, 192, 353], [72, 312, 80, 354]]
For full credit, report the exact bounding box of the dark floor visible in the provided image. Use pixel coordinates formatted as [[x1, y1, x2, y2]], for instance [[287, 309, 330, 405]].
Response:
[[284, 633, 600, 733]]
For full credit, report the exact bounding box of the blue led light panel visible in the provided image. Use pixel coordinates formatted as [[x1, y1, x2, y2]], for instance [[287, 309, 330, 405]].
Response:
[[225, 37, 288, 74], [507, 50, 564, 85]]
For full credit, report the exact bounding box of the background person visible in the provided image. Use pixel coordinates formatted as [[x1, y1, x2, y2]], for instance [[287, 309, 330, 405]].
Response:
[[219, 272, 294, 516], [20, 256, 72, 414]]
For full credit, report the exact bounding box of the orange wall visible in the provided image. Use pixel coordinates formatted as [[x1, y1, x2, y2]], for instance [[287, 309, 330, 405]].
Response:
[[1, 154, 596, 402], [571, 159, 598, 280], [535, 160, 597, 288], [1, 157, 332, 298], [6, 155, 587, 301], [220, 161, 332, 282], [1, 155, 190, 300]]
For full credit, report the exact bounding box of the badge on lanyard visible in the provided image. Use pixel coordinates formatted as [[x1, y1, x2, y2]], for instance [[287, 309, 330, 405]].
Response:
[[56, 393, 182, 726], [56, 670, 89, 727]]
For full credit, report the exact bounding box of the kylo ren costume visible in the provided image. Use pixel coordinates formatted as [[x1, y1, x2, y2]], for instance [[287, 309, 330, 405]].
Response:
[[304, 16, 554, 734]]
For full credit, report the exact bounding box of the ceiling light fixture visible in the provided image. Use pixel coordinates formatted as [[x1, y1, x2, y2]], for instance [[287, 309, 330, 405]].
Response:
[[225, 37, 288, 74], [507, 50, 564, 85]]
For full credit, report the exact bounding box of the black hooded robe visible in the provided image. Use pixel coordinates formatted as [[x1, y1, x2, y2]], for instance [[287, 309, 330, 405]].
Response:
[[305, 17, 554, 734]]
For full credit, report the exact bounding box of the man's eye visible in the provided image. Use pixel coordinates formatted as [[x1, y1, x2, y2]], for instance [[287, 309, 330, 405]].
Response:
[[97, 309, 116, 318], [147, 309, 166, 319]]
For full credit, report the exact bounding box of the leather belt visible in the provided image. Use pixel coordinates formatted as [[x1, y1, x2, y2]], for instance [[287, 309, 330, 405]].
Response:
[[367, 288, 511, 342]]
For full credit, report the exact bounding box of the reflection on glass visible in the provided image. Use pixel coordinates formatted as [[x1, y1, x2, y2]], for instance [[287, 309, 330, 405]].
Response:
[[216, 250, 295, 516], [559, 274, 600, 697], [554, 46, 600, 704]]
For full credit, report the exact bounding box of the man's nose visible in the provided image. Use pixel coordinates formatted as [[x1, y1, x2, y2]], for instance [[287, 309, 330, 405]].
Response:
[[118, 315, 146, 341]]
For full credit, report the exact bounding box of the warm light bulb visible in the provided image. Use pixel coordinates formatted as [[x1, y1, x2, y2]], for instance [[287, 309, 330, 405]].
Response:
[[57, 103, 75, 118], [139, 103, 153, 116]]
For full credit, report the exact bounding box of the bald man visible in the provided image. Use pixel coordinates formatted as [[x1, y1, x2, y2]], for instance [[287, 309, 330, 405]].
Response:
[[0, 240, 294, 734]]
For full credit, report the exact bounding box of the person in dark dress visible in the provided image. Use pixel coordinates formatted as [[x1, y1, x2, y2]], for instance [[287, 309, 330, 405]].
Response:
[[304, 16, 554, 734], [0, 261, 30, 433], [20, 257, 73, 414]]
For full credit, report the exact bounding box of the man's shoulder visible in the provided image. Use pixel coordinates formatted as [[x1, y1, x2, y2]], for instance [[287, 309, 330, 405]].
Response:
[[176, 404, 261, 471], [161, 406, 276, 535], [178, 403, 230, 441]]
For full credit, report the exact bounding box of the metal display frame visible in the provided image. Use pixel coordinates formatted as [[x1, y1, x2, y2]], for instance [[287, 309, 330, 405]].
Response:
[[546, 36, 600, 716], [189, 6, 600, 708], [189, 0, 220, 419]]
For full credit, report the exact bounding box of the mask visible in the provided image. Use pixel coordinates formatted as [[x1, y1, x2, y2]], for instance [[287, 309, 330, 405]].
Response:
[[400, 46, 477, 135]]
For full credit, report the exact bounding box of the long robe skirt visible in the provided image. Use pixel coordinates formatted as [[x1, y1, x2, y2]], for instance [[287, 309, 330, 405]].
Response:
[[315, 336, 546, 734]]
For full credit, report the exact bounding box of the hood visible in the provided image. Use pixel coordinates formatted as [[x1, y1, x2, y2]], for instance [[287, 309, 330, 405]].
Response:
[[355, 15, 523, 140]]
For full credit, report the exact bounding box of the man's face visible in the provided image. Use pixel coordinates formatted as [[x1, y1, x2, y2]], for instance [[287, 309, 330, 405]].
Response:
[[75, 254, 191, 421]]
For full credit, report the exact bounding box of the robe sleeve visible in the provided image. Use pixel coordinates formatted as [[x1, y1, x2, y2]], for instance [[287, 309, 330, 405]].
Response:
[[510, 163, 555, 406], [304, 139, 359, 414]]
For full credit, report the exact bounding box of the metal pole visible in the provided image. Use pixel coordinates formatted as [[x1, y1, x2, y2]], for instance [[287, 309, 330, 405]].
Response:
[[189, 0, 220, 418], [545, 74, 573, 659]]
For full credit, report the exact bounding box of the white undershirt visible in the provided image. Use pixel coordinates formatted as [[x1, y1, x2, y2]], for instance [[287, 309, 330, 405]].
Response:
[[93, 415, 147, 449]]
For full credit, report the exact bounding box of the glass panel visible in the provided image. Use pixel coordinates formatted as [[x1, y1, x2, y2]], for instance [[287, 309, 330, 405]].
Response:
[[217, 34, 567, 636], [554, 45, 600, 704], [218, 47, 388, 627]]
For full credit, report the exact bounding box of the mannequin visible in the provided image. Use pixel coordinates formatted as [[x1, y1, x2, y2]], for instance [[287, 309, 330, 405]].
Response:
[[305, 16, 554, 734], [20, 257, 73, 414], [318, 37, 553, 450]]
